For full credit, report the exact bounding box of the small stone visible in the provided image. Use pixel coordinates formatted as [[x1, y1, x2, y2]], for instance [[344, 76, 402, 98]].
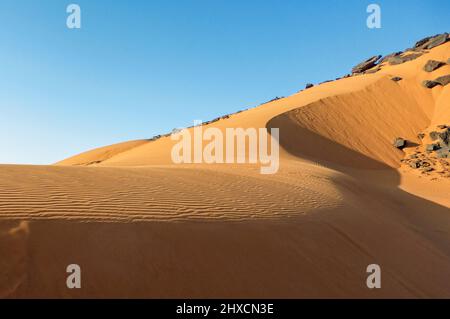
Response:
[[437, 124, 448, 129], [305, 83, 314, 89], [426, 144, 440, 152], [420, 167, 434, 173], [409, 160, 422, 169], [430, 131, 439, 140], [391, 77, 402, 82], [422, 80, 439, 89], [417, 133, 425, 140], [393, 138, 407, 150]]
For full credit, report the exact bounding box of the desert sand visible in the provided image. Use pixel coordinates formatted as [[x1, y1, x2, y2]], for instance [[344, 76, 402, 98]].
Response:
[[1, 37, 450, 298]]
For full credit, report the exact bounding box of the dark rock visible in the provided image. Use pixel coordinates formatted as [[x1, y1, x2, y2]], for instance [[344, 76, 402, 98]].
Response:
[[437, 148, 450, 158], [393, 137, 406, 150], [409, 160, 422, 169], [430, 131, 440, 140], [425, 33, 449, 49], [426, 144, 440, 152], [391, 77, 402, 82], [437, 124, 448, 129], [420, 167, 434, 173], [438, 129, 449, 145], [305, 83, 314, 89], [388, 53, 423, 65], [414, 33, 449, 50], [365, 66, 381, 74], [352, 55, 382, 74], [423, 60, 445, 72], [417, 133, 425, 139], [422, 80, 439, 89], [380, 52, 402, 63], [414, 36, 434, 49], [434, 75, 450, 86]]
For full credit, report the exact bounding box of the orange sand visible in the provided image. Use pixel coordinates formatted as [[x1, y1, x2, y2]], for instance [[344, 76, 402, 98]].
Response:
[[1, 42, 450, 298]]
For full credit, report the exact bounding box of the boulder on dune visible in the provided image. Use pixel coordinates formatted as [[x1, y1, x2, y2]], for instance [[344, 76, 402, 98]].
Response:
[[422, 80, 439, 89], [434, 75, 450, 86], [423, 60, 445, 72], [352, 55, 381, 74], [305, 83, 314, 89], [393, 137, 406, 150], [391, 77, 402, 82]]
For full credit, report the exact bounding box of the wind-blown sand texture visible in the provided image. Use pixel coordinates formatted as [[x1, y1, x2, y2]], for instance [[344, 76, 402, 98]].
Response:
[[1, 40, 450, 298]]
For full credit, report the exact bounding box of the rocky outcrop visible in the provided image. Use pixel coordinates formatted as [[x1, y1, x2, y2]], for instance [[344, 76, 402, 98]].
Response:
[[425, 33, 449, 49], [414, 33, 449, 50], [388, 53, 423, 65], [352, 55, 382, 74]]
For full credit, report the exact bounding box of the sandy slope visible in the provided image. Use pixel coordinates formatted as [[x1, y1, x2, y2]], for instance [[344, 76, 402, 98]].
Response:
[[1, 42, 450, 298]]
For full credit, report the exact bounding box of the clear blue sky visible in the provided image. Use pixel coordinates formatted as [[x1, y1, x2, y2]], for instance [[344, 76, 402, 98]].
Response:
[[0, 0, 449, 164]]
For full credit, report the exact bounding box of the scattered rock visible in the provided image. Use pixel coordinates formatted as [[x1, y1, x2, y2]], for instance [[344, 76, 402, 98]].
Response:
[[437, 124, 448, 130], [434, 75, 450, 86], [409, 160, 423, 169], [437, 148, 450, 158], [417, 133, 425, 140], [426, 144, 440, 152], [393, 137, 406, 150], [414, 36, 434, 49], [430, 131, 439, 140], [423, 60, 445, 72], [391, 76, 402, 82], [352, 55, 382, 74], [439, 129, 449, 145], [305, 83, 314, 89], [422, 80, 439, 88], [420, 167, 434, 173]]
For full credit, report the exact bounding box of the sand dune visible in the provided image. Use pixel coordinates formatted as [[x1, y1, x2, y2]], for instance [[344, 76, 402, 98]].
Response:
[[1, 38, 450, 298]]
